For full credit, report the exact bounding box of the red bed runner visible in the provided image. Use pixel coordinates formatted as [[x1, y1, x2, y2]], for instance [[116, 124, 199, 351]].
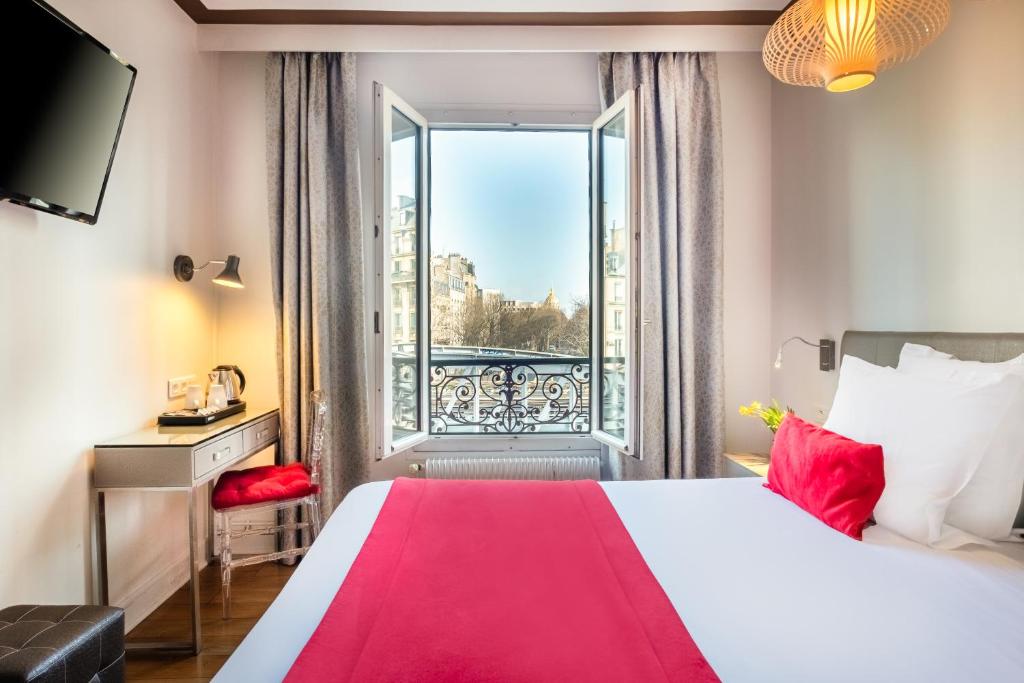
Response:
[[286, 478, 718, 682]]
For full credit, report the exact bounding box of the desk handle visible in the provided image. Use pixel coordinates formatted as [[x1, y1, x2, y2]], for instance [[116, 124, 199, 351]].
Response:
[[213, 446, 231, 462], [257, 428, 270, 440]]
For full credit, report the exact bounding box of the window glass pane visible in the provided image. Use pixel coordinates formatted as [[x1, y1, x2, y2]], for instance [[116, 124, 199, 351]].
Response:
[[390, 108, 419, 441], [429, 130, 591, 435], [599, 111, 628, 440]]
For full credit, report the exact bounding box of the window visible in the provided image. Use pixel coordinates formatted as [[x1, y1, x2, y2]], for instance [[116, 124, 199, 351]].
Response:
[[375, 83, 641, 455], [590, 90, 641, 455], [429, 129, 591, 435], [430, 129, 590, 353], [373, 85, 429, 458]]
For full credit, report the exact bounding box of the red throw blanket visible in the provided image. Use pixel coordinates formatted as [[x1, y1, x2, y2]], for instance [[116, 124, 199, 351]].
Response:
[[286, 478, 719, 682]]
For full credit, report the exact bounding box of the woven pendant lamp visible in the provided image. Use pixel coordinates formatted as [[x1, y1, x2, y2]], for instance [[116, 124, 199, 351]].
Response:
[[764, 0, 951, 93]]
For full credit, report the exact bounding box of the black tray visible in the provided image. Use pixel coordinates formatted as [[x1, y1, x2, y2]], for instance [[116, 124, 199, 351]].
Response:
[[158, 401, 247, 426]]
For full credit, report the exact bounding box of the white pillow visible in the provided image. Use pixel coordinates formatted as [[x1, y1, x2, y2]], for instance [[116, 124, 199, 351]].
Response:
[[898, 343, 954, 362], [898, 343, 1024, 373], [824, 356, 1024, 547], [896, 348, 1024, 541]]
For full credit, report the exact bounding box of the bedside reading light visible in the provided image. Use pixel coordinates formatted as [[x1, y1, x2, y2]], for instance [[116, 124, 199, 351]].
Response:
[[775, 336, 836, 372], [173, 254, 244, 289]]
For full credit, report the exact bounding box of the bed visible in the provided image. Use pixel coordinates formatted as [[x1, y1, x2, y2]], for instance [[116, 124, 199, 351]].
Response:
[[215, 332, 1024, 682]]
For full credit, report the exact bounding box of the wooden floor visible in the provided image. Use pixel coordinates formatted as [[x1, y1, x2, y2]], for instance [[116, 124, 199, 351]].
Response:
[[126, 562, 295, 682]]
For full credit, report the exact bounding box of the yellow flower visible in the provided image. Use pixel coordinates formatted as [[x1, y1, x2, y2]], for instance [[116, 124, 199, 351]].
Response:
[[749, 401, 763, 413], [738, 405, 751, 416]]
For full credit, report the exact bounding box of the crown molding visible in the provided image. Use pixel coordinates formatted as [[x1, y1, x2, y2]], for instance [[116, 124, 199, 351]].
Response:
[[196, 23, 769, 52], [172, 0, 779, 26]]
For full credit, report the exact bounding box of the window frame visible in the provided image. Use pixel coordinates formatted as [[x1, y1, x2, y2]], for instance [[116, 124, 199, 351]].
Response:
[[373, 82, 431, 459], [425, 124, 596, 439], [589, 88, 643, 458], [372, 93, 642, 448]]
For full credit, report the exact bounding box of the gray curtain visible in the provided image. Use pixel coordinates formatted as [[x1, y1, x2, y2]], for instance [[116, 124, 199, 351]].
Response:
[[266, 52, 370, 523], [599, 52, 724, 480]]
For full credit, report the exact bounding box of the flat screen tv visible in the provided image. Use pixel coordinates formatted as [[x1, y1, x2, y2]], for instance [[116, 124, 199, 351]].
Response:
[[0, 0, 137, 225]]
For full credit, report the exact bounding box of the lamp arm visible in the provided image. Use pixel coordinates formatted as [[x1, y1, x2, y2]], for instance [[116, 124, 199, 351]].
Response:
[[775, 336, 837, 372], [192, 259, 226, 272], [780, 336, 821, 350]]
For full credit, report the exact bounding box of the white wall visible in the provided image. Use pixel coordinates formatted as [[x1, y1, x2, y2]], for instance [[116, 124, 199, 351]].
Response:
[[212, 50, 774, 465], [719, 52, 773, 454], [0, 0, 219, 629], [211, 54, 278, 412], [770, 0, 1024, 420]]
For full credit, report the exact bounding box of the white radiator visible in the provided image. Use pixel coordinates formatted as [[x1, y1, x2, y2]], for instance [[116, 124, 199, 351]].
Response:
[[424, 455, 601, 481]]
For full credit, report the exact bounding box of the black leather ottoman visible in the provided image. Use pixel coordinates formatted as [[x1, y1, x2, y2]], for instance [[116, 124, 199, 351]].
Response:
[[0, 606, 124, 683]]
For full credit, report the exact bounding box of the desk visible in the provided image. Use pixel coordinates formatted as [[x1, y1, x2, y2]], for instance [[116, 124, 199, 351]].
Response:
[[93, 406, 280, 655]]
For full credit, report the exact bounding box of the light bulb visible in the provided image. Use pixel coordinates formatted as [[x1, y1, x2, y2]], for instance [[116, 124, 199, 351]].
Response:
[[823, 0, 878, 93]]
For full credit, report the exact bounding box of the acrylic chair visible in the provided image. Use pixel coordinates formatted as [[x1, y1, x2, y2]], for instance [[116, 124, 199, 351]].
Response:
[[211, 390, 327, 618]]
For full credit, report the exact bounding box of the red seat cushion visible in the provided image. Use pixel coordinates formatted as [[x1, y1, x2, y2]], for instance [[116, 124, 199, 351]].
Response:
[[765, 415, 885, 540], [212, 462, 319, 510]]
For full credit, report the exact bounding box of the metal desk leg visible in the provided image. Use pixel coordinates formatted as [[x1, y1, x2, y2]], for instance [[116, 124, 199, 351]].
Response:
[[123, 489, 204, 654], [94, 490, 109, 606], [187, 487, 203, 655]]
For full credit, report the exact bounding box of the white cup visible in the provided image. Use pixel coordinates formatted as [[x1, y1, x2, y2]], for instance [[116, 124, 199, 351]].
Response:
[[184, 384, 205, 410], [208, 384, 228, 410]]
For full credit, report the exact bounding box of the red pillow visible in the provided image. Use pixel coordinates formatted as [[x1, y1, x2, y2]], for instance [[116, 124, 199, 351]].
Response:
[[765, 415, 885, 540]]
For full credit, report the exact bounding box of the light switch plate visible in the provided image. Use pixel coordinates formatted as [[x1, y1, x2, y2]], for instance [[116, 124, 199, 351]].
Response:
[[167, 375, 196, 399]]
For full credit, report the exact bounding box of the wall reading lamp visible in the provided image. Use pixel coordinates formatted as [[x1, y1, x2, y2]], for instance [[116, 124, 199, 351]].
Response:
[[775, 336, 836, 372], [173, 254, 244, 289]]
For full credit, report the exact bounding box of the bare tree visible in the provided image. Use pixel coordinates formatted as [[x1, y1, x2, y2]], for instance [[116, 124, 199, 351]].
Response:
[[460, 296, 502, 348], [453, 294, 591, 357], [495, 307, 567, 353], [430, 294, 458, 346], [555, 299, 590, 356]]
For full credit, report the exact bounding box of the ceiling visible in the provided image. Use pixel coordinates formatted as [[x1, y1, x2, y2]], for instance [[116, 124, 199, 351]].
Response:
[[174, 0, 787, 25]]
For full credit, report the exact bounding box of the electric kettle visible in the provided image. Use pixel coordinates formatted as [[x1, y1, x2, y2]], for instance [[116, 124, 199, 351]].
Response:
[[210, 365, 246, 404]]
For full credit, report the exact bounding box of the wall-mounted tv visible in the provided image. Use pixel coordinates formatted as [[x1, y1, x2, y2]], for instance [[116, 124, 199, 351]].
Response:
[[0, 0, 137, 225]]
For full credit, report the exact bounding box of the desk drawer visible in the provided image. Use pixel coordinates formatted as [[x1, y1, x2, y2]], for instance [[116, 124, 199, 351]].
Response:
[[244, 414, 280, 453], [194, 432, 244, 479]]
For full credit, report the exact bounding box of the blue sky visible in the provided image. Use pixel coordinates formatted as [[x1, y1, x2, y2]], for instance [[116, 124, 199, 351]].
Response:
[[394, 129, 592, 309]]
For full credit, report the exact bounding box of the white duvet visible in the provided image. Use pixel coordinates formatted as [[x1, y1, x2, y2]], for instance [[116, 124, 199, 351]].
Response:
[[216, 478, 1024, 683]]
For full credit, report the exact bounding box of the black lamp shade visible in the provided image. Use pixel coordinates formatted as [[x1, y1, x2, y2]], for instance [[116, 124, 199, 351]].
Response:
[[212, 255, 244, 289]]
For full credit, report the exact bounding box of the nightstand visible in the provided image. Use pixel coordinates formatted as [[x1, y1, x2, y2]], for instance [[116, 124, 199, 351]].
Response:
[[722, 452, 770, 478]]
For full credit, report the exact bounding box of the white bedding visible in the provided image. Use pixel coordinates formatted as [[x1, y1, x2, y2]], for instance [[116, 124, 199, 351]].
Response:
[[215, 478, 1024, 682]]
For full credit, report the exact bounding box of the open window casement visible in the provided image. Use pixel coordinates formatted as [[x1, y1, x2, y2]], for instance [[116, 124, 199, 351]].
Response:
[[374, 83, 642, 456], [590, 88, 643, 457], [374, 83, 430, 459]]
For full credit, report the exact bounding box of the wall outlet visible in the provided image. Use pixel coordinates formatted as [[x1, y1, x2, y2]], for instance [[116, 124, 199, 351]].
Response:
[[167, 375, 196, 399]]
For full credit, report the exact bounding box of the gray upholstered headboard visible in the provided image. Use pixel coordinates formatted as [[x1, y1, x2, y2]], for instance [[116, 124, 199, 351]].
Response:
[[840, 331, 1024, 532], [841, 331, 1024, 368]]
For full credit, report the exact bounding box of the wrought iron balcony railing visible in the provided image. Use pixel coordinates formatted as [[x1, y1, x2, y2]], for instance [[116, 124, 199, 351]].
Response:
[[391, 349, 627, 436], [430, 357, 591, 434]]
